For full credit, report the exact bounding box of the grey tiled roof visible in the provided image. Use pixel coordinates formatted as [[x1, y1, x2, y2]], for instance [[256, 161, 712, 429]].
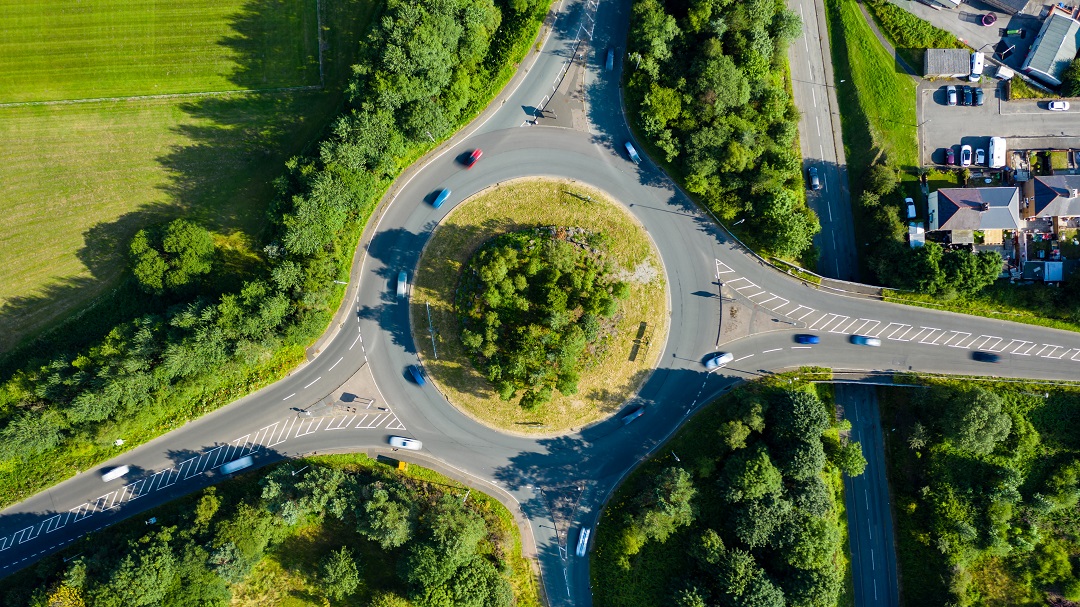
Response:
[[1022, 13, 1080, 85], [924, 49, 970, 76], [931, 187, 1020, 231], [1032, 175, 1080, 217]]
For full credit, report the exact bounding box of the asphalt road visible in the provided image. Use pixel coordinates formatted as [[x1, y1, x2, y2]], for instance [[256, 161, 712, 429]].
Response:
[[838, 384, 899, 607], [787, 0, 860, 282], [5, 1, 1080, 605]]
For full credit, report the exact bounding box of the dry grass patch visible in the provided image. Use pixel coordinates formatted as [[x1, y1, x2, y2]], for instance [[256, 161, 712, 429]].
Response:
[[410, 178, 668, 434]]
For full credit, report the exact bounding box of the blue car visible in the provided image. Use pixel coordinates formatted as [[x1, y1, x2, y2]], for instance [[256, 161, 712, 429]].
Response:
[[408, 365, 426, 386], [432, 188, 451, 209], [794, 334, 819, 344]]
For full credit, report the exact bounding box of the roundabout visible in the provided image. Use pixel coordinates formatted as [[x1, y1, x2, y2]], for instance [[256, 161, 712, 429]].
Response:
[[409, 178, 668, 434], [6, 1, 1080, 606]]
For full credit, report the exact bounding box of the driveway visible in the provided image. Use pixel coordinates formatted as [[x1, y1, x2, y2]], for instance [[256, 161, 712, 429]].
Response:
[[918, 79, 1080, 166], [890, 0, 1042, 71]]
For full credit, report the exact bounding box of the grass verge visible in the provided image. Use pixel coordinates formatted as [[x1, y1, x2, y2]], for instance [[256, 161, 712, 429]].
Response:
[[883, 282, 1080, 334], [410, 178, 669, 434]]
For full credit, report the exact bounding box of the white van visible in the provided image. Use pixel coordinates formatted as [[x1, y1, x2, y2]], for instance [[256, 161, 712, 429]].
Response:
[[221, 456, 253, 474], [101, 465, 130, 482], [988, 136, 1006, 168], [969, 52, 984, 82]]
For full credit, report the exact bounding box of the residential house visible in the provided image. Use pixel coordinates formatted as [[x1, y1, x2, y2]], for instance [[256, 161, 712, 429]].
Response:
[[1020, 6, 1080, 87], [928, 187, 1021, 244]]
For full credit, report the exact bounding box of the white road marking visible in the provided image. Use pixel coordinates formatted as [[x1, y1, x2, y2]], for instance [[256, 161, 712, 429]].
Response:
[[789, 305, 817, 321], [763, 348, 782, 354], [868, 520, 873, 541], [812, 88, 817, 107], [809, 313, 837, 330], [1007, 340, 1034, 354], [815, 116, 821, 136], [827, 316, 852, 333], [792, 346, 813, 349], [917, 328, 944, 344], [943, 331, 971, 347], [303, 377, 321, 389], [349, 333, 361, 350], [715, 259, 735, 275], [329, 357, 343, 371], [746, 290, 772, 300], [283, 393, 296, 400]]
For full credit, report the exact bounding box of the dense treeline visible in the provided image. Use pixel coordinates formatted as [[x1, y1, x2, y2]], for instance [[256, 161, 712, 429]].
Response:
[[625, 0, 819, 259], [2, 457, 531, 607], [0, 0, 548, 504], [884, 383, 1080, 605], [594, 385, 865, 606], [456, 229, 629, 409]]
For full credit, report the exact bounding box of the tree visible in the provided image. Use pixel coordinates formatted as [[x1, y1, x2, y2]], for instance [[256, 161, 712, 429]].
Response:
[[908, 422, 929, 451], [770, 390, 829, 439], [359, 487, 414, 548], [129, 219, 215, 295], [89, 538, 177, 607], [834, 440, 867, 476], [780, 512, 841, 570], [692, 528, 725, 565], [1061, 57, 1080, 97], [720, 445, 783, 503], [320, 547, 362, 600], [719, 420, 752, 450], [944, 388, 1012, 455], [865, 163, 898, 195], [633, 467, 697, 543]]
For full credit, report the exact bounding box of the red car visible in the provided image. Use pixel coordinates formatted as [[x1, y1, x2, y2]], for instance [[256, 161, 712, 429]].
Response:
[[464, 148, 483, 168]]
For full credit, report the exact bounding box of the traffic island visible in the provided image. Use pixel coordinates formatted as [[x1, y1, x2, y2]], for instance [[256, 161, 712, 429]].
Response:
[[410, 178, 669, 435]]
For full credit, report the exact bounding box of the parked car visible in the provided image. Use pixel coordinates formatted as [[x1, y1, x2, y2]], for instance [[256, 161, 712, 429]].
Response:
[[605, 47, 615, 71], [850, 335, 881, 347], [705, 352, 735, 369], [624, 141, 641, 164], [1049, 100, 1070, 111], [946, 85, 957, 106], [972, 351, 1001, 363], [432, 188, 451, 209], [389, 436, 423, 450], [962, 85, 973, 106], [946, 147, 956, 165], [976, 148, 986, 165], [794, 334, 820, 344], [974, 87, 984, 106], [397, 271, 408, 298], [407, 364, 426, 386], [809, 166, 821, 190], [464, 148, 482, 168], [960, 144, 972, 167], [621, 406, 645, 425]]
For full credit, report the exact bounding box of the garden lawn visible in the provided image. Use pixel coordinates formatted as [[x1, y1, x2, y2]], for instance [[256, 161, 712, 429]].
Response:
[[0, 0, 319, 103], [0, 0, 377, 353], [410, 179, 669, 434]]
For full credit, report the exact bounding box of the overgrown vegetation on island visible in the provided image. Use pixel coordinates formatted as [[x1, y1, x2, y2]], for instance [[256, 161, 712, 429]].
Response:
[[0, 455, 540, 607], [624, 0, 819, 260], [881, 381, 1080, 605], [456, 228, 629, 410], [593, 381, 864, 607], [0, 0, 548, 507]]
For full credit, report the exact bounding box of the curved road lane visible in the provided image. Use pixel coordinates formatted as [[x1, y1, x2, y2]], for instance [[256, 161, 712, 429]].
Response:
[[2, 2, 1080, 607]]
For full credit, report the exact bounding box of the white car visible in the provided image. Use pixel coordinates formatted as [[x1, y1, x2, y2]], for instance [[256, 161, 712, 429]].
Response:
[[975, 148, 986, 165], [960, 145, 972, 167], [389, 436, 422, 450], [1048, 101, 1070, 111], [705, 352, 734, 369], [576, 528, 591, 557]]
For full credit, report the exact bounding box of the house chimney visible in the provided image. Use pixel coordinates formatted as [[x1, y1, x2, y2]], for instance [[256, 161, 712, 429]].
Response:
[[980, 202, 990, 212]]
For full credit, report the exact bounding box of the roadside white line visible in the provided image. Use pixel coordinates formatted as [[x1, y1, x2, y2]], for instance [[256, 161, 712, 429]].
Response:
[[815, 116, 820, 137], [763, 348, 782, 354], [812, 88, 817, 107], [283, 393, 296, 400], [349, 333, 361, 350], [329, 357, 343, 371], [867, 520, 873, 541], [303, 377, 321, 389], [792, 346, 812, 349]]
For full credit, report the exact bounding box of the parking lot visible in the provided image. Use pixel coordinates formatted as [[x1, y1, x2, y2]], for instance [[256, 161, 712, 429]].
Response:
[[918, 79, 1080, 167]]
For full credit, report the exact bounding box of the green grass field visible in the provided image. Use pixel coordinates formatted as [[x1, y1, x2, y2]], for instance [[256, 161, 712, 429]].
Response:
[[0, 0, 320, 103], [0, 0, 376, 351]]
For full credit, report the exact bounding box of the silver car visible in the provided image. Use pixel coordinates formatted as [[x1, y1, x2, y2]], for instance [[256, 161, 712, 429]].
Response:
[[705, 352, 735, 369]]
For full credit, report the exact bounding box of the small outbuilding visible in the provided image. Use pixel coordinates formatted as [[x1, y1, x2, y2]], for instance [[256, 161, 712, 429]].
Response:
[[1023, 260, 1064, 282], [924, 49, 972, 78], [908, 222, 925, 248]]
